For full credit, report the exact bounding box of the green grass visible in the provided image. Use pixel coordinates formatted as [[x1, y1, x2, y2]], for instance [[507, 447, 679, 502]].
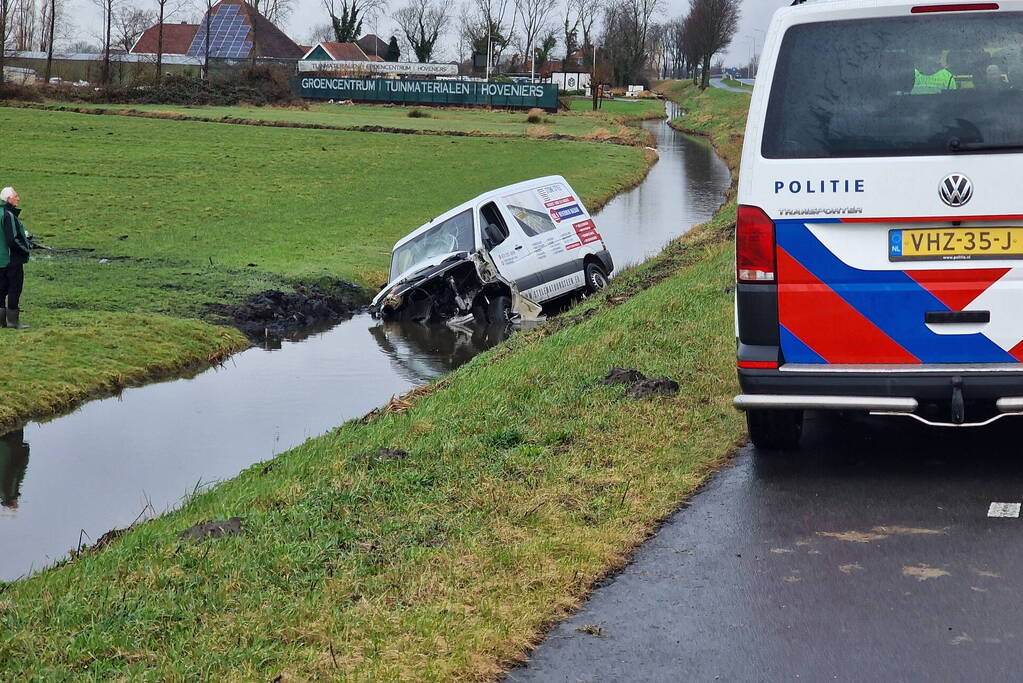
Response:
[[0, 107, 653, 431], [0, 82, 753, 679], [18, 98, 665, 145], [566, 96, 666, 116]]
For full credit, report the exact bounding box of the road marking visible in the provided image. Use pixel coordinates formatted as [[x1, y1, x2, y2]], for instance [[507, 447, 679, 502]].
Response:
[[987, 502, 1021, 518]]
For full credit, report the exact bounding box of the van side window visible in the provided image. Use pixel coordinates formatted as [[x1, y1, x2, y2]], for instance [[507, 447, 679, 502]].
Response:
[[480, 202, 510, 249], [503, 189, 559, 237]]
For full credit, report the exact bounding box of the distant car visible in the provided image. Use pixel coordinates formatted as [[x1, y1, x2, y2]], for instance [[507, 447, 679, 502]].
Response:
[[734, 0, 1023, 449], [372, 175, 614, 325]]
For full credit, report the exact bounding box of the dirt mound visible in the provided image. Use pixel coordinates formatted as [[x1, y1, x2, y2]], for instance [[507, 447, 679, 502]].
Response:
[[210, 285, 360, 340]]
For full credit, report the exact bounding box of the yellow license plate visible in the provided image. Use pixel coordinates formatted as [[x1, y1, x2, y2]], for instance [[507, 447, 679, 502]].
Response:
[[889, 227, 1023, 261]]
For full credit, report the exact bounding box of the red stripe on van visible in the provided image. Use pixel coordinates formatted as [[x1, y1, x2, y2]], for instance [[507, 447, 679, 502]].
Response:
[[907, 268, 1010, 311], [1009, 339, 1023, 362], [777, 248, 920, 364]]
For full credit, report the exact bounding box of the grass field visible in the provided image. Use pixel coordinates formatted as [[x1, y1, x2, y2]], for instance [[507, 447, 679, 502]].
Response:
[[19, 97, 665, 145], [721, 77, 755, 91], [0, 106, 653, 431], [0, 82, 751, 679]]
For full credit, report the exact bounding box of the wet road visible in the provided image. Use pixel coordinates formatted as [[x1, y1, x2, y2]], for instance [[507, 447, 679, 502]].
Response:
[[709, 78, 752, 94], [511, 413, 1023, 681], [0, 108, 731, 581]]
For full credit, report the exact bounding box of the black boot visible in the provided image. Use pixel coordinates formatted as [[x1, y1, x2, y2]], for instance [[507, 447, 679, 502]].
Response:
[[0, 307, 5, 328], [6, 309, 28, 329]]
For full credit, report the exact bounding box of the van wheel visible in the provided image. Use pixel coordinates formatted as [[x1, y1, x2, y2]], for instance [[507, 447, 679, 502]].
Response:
[[486, 294, 513, 324], [746, 409, 803, 451], [585, 262, 609, 293]]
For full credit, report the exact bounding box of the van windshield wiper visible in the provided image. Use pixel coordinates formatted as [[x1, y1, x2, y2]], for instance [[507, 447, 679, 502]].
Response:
[[947, 137, 1023, 153]]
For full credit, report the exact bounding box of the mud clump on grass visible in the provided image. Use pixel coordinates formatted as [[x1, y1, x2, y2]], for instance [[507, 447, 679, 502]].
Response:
[[179, 517, 244, 542], [210, 284, 360, 340], [599, 367, 680, 398]]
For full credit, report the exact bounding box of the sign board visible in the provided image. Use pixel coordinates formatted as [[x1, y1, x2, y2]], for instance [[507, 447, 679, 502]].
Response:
[[293, 77, 560, 111], [297, 60, 458, 76]]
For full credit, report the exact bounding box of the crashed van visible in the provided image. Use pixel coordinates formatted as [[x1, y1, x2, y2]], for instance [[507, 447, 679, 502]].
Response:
[[371, 176, 614, 324]]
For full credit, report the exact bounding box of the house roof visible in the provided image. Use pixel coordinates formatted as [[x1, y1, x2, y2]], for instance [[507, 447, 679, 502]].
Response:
[[130, 22, 199, 55], [368, 54, 384, 62], [301, 41, 370, 61], [130, 0, 303, 59], [357, 34, 389, 58]]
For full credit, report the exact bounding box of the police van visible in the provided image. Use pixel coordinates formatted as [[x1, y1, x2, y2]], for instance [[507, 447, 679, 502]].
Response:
[[734, 0, 1023, 448]]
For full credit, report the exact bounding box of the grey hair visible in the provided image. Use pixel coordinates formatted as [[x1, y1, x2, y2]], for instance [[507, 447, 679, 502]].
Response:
[[0, 187, 15, 202]]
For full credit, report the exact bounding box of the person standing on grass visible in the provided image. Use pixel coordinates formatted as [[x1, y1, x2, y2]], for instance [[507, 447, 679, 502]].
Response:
[[0, 186, 32, 330]]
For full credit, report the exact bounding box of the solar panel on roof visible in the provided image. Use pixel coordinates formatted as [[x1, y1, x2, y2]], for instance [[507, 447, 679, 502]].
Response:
[[186, 3, 252, 58]]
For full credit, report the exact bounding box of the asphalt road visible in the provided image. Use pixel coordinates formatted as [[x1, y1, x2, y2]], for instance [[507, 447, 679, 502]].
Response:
[[709, 78, 752, 94], [509, 412, 1023, 682]]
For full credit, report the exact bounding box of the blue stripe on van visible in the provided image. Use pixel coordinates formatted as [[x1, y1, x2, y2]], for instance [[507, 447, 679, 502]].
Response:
[[776, 220, 1016, 363], [780, 324, 827, 363]]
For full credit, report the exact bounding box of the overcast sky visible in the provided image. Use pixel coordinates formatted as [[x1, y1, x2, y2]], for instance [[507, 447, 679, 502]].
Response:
[[73, 0, 790, 67]]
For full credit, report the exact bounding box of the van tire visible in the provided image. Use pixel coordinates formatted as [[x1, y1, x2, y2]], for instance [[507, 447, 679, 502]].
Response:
[[486, 294, 513, 324], [584, 262, 609, 293], [746, 409, 803, 451]]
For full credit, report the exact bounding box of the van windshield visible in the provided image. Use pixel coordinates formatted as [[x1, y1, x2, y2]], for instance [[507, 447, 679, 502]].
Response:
[[763, 13, 1023, 159], [389, 210, 475, 281]]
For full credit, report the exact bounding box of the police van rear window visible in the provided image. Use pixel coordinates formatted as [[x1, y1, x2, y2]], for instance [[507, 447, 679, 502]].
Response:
[[763, 13, 1023, 159]]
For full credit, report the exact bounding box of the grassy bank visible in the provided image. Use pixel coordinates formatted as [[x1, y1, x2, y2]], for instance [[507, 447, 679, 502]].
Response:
[[10, 97, 665, 146], [722, 77, 755, 91], [0, 106, 653, 431], [0, 82, 751, 679]]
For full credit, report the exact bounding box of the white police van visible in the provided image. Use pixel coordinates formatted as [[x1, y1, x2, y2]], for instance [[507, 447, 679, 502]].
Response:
[[734, 0, 1023, 448]]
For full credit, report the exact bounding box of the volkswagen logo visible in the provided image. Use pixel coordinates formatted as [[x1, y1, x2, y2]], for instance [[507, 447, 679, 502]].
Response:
[[940, 173, 973, 207]]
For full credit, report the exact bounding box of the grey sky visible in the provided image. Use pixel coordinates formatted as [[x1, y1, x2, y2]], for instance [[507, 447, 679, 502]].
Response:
[[73, 0, 788, 67]]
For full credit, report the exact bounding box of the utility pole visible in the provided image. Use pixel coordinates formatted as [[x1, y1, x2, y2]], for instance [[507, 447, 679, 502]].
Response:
[[485, 26, 492, 80], [591, 42, 598, 111]]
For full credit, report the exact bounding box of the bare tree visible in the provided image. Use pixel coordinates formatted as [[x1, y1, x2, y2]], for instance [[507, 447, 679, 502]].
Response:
[[91, 0, 121, 86], [306, 22, 334, 44], [323, 0, 387, 43], [0, 0, 12, 84], [394, 0, 446, 62], [600, 0, 660, 86], [153, 0, 188, 84], [114, 5, 152, 52], [9, 0, 36, 51], [573, 0, 600, 58], [514, 0, 555, 78], [685, 0, 738, 89], [662, 15, 685, 79], [250, 0, 293, 25], [562, 6, 579, 69], [473, 0, 514, 73]]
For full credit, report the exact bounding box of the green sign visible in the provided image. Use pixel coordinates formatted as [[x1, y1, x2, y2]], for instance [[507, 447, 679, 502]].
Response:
[[293, 77, 560, 111]]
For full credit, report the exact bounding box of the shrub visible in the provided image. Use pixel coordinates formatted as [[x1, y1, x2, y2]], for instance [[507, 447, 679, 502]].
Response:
[[526, 107, 545, 124], [0, 82, 43, 102], [407, 108, 430, 118]]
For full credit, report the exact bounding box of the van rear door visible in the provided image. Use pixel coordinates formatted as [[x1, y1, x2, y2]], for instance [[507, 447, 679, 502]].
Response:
[[749, 6, 1023, 366]]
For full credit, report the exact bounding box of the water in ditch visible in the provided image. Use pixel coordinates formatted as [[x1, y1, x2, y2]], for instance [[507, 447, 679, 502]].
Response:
[[0, 104, 731, 580]]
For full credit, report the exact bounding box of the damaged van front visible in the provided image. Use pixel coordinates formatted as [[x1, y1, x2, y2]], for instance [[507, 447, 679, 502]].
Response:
[[371, 175, 614, 325]]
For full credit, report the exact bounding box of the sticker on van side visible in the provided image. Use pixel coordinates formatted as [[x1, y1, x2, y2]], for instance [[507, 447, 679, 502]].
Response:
[[551, 204, 585, 223]]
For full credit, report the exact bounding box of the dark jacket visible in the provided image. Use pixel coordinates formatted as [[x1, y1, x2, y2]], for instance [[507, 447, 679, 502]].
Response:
[[0, 202, 31, 268]]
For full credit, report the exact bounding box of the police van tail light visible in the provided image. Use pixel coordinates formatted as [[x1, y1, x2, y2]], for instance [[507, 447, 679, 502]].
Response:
[[737, 205, 776, 283]]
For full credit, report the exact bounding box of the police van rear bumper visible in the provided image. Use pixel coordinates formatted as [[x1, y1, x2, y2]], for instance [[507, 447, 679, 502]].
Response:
[[735, 364, 1023, 427]]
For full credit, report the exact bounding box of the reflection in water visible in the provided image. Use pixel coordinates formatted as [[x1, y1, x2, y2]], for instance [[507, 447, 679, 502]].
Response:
[[370, 322, 511, 383], [0, 430, 29, 515], [0, 106, 732, 581]]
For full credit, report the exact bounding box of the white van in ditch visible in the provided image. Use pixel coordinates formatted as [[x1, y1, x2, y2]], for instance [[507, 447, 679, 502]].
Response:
[[371, 175, 614, 324], [734, 0, 1023, 448]]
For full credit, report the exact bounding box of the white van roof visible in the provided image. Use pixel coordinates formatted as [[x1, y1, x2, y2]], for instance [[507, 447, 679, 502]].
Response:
[[391, 175, 569, 251]]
